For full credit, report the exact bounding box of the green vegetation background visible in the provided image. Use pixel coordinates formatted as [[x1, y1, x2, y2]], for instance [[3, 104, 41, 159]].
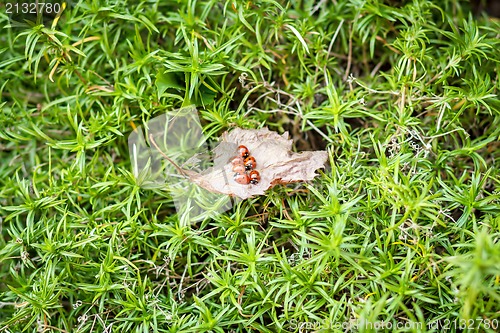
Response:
[[1, 0, 499, 332]]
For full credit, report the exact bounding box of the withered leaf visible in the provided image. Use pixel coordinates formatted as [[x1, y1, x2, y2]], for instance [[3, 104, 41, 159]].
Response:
[[186, 128, 328, 200]]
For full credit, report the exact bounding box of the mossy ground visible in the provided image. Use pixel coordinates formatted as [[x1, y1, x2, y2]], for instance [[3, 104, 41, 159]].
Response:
[[1, 0, 499, 332]]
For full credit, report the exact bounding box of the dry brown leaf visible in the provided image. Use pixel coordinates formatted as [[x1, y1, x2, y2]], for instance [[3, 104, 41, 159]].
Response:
[[186, 127, 328, 199]]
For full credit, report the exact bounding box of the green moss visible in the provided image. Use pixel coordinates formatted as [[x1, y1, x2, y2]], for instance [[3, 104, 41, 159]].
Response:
[[1, 0, 499, 332]]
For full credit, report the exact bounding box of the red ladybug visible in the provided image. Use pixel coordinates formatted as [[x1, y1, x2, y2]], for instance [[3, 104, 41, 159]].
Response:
[[234, 172, 250, 185], [249, 170, 260, 185], [232, 164, 246, 174], [230, 156, 244, 166], [238, 145, 250, 158], [244, 156, 256, 171]]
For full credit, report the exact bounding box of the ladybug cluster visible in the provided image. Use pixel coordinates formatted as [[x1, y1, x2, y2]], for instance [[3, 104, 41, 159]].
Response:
[[231, 145, 261, 185]]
